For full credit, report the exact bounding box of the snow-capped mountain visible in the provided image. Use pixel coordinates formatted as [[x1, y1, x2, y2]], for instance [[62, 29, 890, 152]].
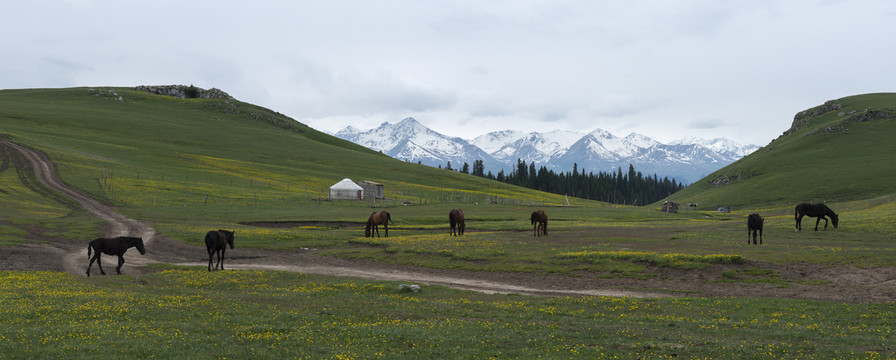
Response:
[[335, 118, 506, 172], [334, 118, 760, 183]]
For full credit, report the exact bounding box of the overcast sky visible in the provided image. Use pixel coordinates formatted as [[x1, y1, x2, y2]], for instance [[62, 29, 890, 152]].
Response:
[[3, 1, 894, 146]]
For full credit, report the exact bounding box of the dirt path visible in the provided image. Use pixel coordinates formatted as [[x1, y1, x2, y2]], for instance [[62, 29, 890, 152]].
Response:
[[3, 138, 895, 302]]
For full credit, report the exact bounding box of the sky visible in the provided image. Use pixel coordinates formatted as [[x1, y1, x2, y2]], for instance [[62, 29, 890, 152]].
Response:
[[3, 1, 894, 146]]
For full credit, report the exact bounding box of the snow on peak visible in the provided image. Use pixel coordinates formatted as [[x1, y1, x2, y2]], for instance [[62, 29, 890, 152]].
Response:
[[333, 118, 760, 183]]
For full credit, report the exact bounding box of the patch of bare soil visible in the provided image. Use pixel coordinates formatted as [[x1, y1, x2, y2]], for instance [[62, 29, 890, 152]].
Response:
[[2, 138, 896, 303]]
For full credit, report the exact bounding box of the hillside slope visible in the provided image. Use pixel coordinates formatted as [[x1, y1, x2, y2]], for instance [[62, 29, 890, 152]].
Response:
[[0, 87, 579, 211], [668, 93, 896, 209]]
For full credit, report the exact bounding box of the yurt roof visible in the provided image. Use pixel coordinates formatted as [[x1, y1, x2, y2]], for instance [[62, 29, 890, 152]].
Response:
[[330, 178, 363, 190]]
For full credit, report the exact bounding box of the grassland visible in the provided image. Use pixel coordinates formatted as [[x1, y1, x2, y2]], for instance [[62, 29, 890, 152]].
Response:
[[2, 88, 896, 358], [2, 270, 894, 359]]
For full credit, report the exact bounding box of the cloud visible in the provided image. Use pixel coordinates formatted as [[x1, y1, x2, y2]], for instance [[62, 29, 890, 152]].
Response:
[[284, 63, 457, 117], [4, 0, 896, 147], [688, 118, 728, 130]]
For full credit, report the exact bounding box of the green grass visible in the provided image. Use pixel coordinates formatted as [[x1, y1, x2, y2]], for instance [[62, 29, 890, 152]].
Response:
[[2, 271, 894, 359], [4, 88, 896, 358], [670, 93, 896, 209], [3, 88, 896, 275]]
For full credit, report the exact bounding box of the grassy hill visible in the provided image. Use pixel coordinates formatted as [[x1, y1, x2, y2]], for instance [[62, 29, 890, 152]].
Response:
[[0, 87, 582, 207], [0, 87, 597, 246], [668, 93, 896, 209]]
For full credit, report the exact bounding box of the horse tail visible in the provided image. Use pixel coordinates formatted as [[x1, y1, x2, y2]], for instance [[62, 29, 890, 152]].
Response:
[[87, 242, 92, 258], [387, 212, 393, 224]]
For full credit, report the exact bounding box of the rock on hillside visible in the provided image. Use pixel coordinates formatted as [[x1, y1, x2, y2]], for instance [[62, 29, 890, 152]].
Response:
[[135, 85, 232, 99]]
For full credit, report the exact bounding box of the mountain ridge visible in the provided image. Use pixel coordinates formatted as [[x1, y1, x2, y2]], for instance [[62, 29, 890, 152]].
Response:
[[335, 117, 760, 183]]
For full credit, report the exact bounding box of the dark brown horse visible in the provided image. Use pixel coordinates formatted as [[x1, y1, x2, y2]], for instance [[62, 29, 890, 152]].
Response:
[[449, 209, 465, 236], [530, 210, 548, 236], [86, 236, 146, 276], [205, 229, 235, 271], [795, 203, 839, 231], [365, 211, 392, 237], [747, 213, 764, 245]]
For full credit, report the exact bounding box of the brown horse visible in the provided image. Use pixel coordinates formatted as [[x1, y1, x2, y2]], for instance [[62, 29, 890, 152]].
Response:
[[530, 210, 548, 236], [747, 213, 763, 245], [86, 236, 146, 276], [365, 211, 392, 237], [205, 229, 235, 271], [795, 203, 839, 231], [449, 209, 465, 236]]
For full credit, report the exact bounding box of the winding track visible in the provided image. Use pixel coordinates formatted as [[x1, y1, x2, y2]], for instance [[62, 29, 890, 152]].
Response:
[[1, 138, 662, 298]]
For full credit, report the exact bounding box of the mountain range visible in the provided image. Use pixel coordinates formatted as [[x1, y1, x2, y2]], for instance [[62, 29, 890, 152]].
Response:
[[334, 117, 760, 184]]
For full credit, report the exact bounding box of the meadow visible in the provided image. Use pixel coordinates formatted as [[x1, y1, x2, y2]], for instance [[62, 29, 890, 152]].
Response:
[[1, 270, 893, 359], [2, 88, 896, 358]]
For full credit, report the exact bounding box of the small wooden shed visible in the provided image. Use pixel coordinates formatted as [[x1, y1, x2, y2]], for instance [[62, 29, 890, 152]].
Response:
[[661, 201, 680, 213], [358, 180, 384, 199]]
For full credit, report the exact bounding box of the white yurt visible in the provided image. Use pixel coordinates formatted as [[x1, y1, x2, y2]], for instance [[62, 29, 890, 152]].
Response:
[[329, 178, 363, 200]]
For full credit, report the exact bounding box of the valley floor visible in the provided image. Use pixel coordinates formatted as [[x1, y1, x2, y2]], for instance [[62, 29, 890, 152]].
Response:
[[2, 138, 895, 303]]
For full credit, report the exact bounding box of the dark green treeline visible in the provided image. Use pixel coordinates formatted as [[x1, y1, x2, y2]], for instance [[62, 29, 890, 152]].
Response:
[[452, 159, 684, 206]]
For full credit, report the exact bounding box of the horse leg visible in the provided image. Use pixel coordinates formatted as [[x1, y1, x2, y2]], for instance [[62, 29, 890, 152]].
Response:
[[795, 214, 803, 231], [87, 252, 100, 276], [116, 254, 125, 275], [95, 253, 106, 275], [384, 224, 388, 237], [219, 248, 226, 270], [759, 228, 763, 244], [208, 249, 214, 271], [822, 216, 828, 230], [815, 217, 821, 231]]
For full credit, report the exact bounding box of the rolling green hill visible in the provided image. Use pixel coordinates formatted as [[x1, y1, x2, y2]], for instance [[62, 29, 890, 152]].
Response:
[[0, 87, 580, 208], [668, 93, 896, 209]]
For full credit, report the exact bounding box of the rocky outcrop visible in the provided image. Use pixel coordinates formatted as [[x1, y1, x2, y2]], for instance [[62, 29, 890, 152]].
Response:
[[785, 100, 842, 135], [134, 85, 232, 99]]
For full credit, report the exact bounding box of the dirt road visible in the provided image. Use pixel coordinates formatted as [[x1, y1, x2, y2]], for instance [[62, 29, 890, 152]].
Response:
[[2, 138, 895, 302]]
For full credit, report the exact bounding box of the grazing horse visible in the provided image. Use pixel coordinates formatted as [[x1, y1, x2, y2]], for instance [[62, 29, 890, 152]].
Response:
[[747, 213, 764, 245], [205, 229, 235, 271], [365, 211, 392, 238], [86, 236, 146, 276], [530, 210, 548, 237], [795, 203, 839, 231], [449, 209, 465, 236]]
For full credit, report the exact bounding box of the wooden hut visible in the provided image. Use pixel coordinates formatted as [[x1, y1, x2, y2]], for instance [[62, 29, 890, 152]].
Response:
[[358, 180, 384, 199]]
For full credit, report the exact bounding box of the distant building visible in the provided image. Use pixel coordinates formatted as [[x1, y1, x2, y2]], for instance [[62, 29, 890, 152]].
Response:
[[662, 201, 679, 213], [358, 180, 384, 199], [329, 178, 363, 200]]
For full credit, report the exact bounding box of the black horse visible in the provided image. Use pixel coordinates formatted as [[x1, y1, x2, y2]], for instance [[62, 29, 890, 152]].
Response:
[[86, 236, 146, 276], [365, 211, 392, 238], [747, 213, 764, 245], [795, 203, 839, 231], [530, 210, 548, 237], [449, 209, 465, 236], [205, 229, 235, 271]]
